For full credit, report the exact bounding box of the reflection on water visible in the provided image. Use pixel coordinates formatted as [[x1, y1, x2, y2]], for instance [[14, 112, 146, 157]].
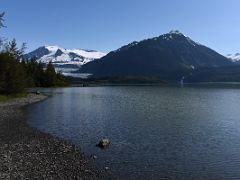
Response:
[[26, 86, 240, 179]]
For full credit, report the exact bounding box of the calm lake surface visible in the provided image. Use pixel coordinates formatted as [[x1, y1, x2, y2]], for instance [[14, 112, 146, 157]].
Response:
[[26, 85, 240, 179]]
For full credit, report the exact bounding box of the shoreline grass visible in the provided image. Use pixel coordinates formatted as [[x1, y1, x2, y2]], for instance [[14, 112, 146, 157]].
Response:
[[0, 93, 27, 102]]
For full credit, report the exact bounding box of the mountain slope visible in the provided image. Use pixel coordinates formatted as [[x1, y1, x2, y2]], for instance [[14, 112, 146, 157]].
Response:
[[79, 31, 232, 82], [184, 65, 240, 83], [24, 45, 106, 67]]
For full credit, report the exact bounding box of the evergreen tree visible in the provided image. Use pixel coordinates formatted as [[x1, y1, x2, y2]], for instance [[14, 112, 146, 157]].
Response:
[[36, 62, 45, 86], [24, 59, 45, 87], [0, 12, 5, 52], [7, 39, 18, 58], [0, 12, 4, 28], [0, 53, 26, 94], [45, 62, 57, 86], [6, 39, 26, 60]]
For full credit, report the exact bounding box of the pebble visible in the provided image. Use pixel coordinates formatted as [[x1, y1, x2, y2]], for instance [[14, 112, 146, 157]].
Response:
[[0, 93, 98, 179], [105, 167, 110, 171]]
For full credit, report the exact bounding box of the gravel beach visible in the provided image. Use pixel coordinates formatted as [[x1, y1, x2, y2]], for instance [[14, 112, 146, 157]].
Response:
[[0, 93, 98, 180]]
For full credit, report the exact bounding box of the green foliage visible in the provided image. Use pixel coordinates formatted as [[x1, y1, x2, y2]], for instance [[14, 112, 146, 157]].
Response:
[[0, 40, 28, 94], [6, 39, 26, 60], [44, 62, 57, 86], [55, 72, 68, 86], [0, 53, 26, 94], [0, 52, 68, 94], [23, 60, 68, 88], [22, 59, 45, 87], [0, 93, 27, 102]]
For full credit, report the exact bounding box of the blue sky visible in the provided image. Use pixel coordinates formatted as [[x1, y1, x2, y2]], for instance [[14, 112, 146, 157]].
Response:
[[1, 0, 240, 55]]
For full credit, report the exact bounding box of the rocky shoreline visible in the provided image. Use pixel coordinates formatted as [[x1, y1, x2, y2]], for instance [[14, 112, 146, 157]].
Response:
[[0, 93, 99, 180]]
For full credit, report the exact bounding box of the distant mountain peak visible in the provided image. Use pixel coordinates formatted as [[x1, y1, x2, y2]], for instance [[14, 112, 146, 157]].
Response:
[[168, 30, 184, 35], [24, 45, 106, 66], [44, 45, 64, 52], [115, 31, 193, 52], [163, 30, 187, 39], [159, 31, 203, 47], [159, 30, 185, 40]]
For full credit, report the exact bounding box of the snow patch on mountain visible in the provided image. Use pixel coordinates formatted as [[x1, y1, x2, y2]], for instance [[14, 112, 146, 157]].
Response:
[[226, 53, 240, 62], [25, 45, 106, 66]]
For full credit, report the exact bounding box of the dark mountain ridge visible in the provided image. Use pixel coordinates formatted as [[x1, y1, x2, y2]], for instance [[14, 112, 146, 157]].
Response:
[[79, 30, 232, 82]]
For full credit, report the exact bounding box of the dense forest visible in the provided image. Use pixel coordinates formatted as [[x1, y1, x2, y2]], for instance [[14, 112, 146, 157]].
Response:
[[0, 13, 67, 95]]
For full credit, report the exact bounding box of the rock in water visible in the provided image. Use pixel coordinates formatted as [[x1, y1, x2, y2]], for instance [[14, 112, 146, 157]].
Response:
[[93, 155, 97, 159], [105, 167, 110, 171], [36, 91, 41, 95], [97, 139, 110, 149]]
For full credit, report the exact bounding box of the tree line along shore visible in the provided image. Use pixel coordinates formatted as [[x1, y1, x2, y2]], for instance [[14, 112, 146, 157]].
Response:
[[0, 12, 68, 97]]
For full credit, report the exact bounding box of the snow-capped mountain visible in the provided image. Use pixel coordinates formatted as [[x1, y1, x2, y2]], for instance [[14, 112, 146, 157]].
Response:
[[226, 53, 240, 62], [24, 45, 106, 67]]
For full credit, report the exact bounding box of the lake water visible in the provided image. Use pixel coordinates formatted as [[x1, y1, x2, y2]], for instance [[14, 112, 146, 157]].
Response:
[[26, 85, 240, 179]]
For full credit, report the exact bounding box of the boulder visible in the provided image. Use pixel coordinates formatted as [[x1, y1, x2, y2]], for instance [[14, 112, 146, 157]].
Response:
[[97, 139, 110, 149], [104, 167, 110, 171], [35, 91, 41, 95]]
